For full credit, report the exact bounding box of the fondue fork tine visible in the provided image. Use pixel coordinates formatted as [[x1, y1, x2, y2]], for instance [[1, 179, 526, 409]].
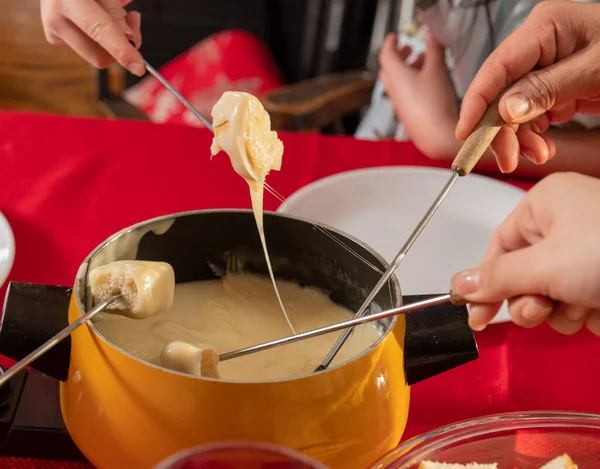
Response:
[[0, 295, 121, 387], [314, 93, 506, 373], [218, 293, 452, 362]]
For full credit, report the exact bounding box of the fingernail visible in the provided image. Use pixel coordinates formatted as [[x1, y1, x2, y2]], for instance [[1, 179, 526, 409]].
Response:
[[521, 150, 537, 164], [521, 300, 552, 322], [455, 119, 465, 140], [490, 147, 506, 173], [129, 61, 145, 77], [506, 93, 530, 120], [566, 307, 587, 322], [468, 304, 489, 331], [530, 121, 541, 133], [451, 269, 480, 297], [450, 290, 468, 305]]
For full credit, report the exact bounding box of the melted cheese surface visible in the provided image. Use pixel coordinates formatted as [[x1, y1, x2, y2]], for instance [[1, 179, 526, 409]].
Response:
[[94, 274, 381, 381]]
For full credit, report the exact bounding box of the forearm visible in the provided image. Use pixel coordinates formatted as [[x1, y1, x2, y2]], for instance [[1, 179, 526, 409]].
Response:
[[514, 128, 600, 178], [433, 128, 600, 178]]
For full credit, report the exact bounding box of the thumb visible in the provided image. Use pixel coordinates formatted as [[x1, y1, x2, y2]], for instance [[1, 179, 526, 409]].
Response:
[[423, 34, 446, 71], [498, 48, 600, 124], [451, 242, 551, 303]]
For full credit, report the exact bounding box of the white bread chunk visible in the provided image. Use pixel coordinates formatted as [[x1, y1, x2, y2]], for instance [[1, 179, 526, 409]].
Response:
[[418, 463, 497, 469], [89, 260, 175, 319], [160, 340, 220, 379], [418, 455, 578, 469], [539, 455, 578, 469], [210, 91, 283, 183]]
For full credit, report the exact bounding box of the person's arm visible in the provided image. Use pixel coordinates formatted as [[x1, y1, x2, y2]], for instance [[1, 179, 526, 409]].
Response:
[[441, 127, 600, 178], [509, 128, 600, 178]]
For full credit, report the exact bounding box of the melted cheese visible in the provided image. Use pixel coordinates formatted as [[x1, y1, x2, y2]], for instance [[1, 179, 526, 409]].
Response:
[[94, 274, 381, 381], [211, 91, 283, 182], [210, 91, 297, 337]]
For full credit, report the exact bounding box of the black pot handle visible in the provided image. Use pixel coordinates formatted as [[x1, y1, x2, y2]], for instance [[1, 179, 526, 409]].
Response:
[[404, 294, 479, 386], [1, 282, 72, 382]]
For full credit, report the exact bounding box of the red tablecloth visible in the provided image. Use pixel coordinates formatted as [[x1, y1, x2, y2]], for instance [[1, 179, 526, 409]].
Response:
[[0, 111, 598, 468]]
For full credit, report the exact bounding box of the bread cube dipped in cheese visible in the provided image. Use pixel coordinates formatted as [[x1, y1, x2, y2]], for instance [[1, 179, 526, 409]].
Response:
[[160, 340, 220, 379], [210, 91, 283, 183], [89, 260, 175, 319]]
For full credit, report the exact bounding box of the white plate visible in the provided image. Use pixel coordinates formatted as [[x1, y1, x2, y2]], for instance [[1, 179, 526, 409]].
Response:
[[277, 167, 526, 324], [0, 211, 15, 288]]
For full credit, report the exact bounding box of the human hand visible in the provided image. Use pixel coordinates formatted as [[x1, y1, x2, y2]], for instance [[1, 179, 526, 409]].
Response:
[[40, 0, 145, 76], [451, 172, 600, 337], [379, 32, 460, 158], [456, 1, 600, 173]]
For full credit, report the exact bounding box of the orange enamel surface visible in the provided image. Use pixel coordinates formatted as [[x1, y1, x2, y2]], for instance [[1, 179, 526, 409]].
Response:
[[61, 294, 410, 469]]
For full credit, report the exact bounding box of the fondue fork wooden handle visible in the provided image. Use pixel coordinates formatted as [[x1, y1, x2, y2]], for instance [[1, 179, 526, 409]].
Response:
[[219, 293, 453, 362], [0, 295, 120, 387], [451, 94, 506, 177]]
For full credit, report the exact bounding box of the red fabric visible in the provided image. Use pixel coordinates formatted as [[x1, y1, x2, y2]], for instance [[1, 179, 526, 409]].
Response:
[[123, 30, 283, 126], [0, 111, 597, 468]]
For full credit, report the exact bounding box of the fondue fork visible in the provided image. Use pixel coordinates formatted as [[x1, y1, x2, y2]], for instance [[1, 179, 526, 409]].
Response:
[[218, 293, 452, 362], [0, 295, 121, 387], [314, 95, 506, 372], [142, 61, 214, 132]]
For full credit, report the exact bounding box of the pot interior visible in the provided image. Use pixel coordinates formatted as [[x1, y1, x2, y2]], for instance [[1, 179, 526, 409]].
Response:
[[76, 210, 401, 377]]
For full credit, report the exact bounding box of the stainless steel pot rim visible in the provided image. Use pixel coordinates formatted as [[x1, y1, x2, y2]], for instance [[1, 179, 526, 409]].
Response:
[[371, 410, 600, 468], [74, 208, 403, 384]]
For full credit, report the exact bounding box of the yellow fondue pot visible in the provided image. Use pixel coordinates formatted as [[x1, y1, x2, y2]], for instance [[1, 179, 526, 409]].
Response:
[[0, 210, 477, 469]]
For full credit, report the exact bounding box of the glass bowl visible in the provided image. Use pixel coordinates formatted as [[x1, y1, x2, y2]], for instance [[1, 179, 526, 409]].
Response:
[[153, 441, 329, 469], [370, 411, 600, 468]]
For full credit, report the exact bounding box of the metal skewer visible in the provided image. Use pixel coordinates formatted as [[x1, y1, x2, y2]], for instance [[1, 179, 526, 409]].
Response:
[[219, 293, 452, 362], [0, 295, 121, 387], [314, 94, 506, 372], [143, 60, 214, 133]]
